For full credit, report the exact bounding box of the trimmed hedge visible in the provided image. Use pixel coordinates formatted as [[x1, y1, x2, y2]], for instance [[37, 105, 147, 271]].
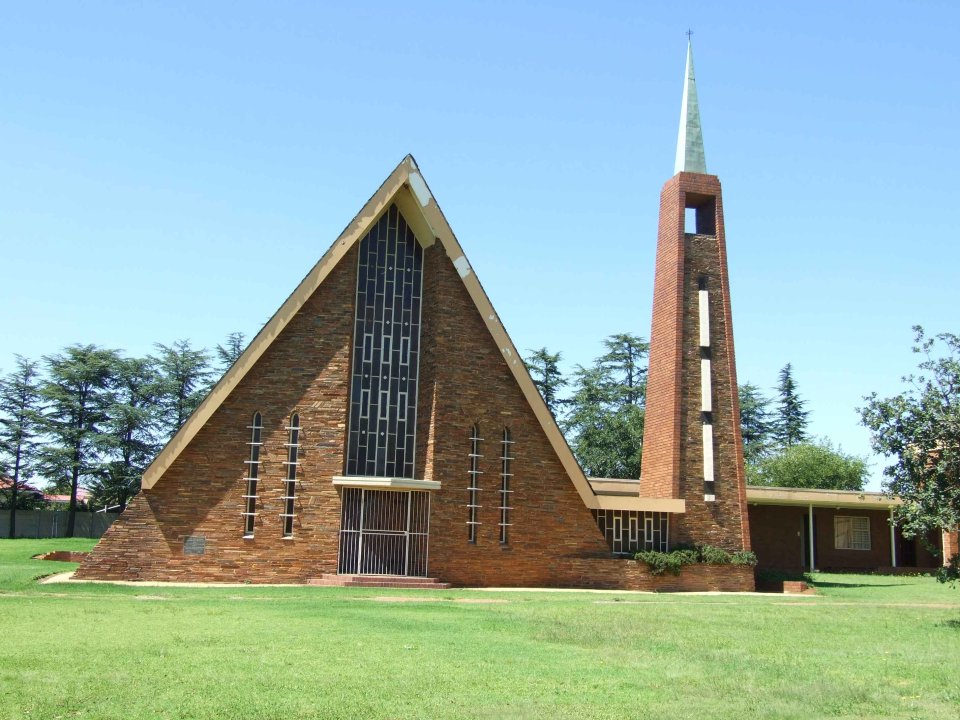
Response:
[[636, 544, 758, 576]]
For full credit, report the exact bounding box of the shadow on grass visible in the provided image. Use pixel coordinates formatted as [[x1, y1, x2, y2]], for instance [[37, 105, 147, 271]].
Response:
[[808, 581, 903, 589], [938, 618, 960, 630]]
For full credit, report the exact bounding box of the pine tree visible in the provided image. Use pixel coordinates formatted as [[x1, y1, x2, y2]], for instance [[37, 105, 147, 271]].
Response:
[[738, 382, 774, 463], [524, 347, 566, 417], [598, 333, 649, 407], [562, 333, 648, 478], [215, 331, 247, 375], [773, 363, 809, 448], [0, 356, 43, 537], [154, 340, 213, 438], [94, 356, 162, 511], [38, 345, 119, 537]]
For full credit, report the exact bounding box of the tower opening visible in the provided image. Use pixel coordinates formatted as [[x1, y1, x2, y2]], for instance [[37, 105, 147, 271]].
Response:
[[685, 193, 716, 235]]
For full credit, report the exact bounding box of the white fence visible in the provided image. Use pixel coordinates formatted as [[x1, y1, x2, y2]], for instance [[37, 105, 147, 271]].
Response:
[[0, 510, 118, 538]]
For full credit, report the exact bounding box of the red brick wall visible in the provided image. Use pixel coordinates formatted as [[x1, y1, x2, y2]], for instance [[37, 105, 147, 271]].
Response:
[[748, 505, 807, 572], [77, 243, 359, 582], [546, 559, 754, 592], [641, 173, 750, 552], [749, 504, 944, 572], [641, 178, 684, 499], [943, 529, 959, 566], [415, 243, 613, 587]]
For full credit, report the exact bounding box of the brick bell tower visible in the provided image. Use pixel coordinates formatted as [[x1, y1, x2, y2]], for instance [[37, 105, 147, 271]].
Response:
[[639, 40, 751, 551]]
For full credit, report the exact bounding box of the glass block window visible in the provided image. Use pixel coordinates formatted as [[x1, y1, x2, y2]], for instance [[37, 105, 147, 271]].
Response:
[[242, 412, 263, 537], [346, 203, 424, 478], [499, 428, 513, 544], [281, 413, 300, 538], [593, 510, 669, 553], [834, 515, 871, 551], [467, 425, 482, 543]]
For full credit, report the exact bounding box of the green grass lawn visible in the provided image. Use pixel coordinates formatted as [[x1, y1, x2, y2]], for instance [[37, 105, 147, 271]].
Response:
[[2, 539, 958, 720]]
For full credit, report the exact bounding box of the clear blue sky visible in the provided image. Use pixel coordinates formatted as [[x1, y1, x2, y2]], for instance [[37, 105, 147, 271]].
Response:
[[2, 2, 958, 489]]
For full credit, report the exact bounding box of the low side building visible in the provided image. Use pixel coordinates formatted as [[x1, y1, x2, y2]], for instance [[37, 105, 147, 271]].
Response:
[[747, 486, 952, 573]]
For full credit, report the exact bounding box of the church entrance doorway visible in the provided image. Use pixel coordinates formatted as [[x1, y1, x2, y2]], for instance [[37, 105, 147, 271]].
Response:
[[337, 488, 430, 576]]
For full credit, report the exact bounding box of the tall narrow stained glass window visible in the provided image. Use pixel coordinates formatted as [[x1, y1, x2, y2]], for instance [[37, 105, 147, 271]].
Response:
[[467, 425, 482, 542], [281, 413, 300, 538], [346, 203, 424, 478], [499, 428, 513, 544], [242, 412, 263, 537]]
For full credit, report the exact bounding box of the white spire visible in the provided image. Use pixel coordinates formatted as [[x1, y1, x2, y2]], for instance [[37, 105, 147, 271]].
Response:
[[674, 39, 707, 175]]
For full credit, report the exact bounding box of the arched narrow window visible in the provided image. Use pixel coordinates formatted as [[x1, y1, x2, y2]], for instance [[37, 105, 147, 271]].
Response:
[[467, 425, 482, 543], [499, 428, 513, 544], [242, 412, 263, 537], [281, 413, 300, 538]]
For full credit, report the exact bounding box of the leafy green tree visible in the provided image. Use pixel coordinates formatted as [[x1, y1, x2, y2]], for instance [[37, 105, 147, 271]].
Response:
[[154, 340, 212, 438], [562, 334, 648, 478], [94, 356, 162, 511], [216, 331, 247, 375], [746, 439, 867, 490], [738, 382, 774, 463], [0, 356, 43, 536], [860, 326, 960, 581], [773, 363, 809, 448], [524, 347, 566, 417], [38, 345, 119, 537]]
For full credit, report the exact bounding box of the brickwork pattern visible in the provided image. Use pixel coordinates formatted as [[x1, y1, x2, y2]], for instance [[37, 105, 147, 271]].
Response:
[[943, 529, 959, 566], [545, 559, 754, 592], [749, 504, 944, 573], [641, 172, 750, 552], [417, 243, 613, 587], [77, 244, 360, 582]]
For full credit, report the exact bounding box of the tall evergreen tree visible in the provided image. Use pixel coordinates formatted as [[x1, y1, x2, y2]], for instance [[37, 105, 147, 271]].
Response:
[[215, 331, 247, 375], [773, 363, 809, 448], [738, 382, 775, 463], [524, 347, 566, 417], [154, 340, 212, 438], [562, 333, 649, 478], [598, 333, 648, 407], [0, 356, 43, 537], [93, 356, 162, 511], [38, 345, 119, 537]]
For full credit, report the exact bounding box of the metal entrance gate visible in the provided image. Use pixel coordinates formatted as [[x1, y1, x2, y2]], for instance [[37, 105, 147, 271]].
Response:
[[337, 488, 430, 576]]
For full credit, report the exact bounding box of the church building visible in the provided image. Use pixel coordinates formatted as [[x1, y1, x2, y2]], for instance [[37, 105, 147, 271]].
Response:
[[77, 42, 756, 591]]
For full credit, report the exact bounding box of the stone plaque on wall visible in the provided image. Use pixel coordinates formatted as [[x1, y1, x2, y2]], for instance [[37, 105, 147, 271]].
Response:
[[183, 535, 206, 555]]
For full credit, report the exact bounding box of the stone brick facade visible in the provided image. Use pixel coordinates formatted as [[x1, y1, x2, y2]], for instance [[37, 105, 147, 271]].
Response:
[[640, 172, 750, 552]]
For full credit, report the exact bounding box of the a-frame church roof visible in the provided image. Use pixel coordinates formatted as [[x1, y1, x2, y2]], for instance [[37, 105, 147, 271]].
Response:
[[142, 156, 682, 513]]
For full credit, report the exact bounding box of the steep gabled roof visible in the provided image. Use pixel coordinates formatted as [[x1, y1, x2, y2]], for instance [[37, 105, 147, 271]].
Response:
[[142, 156, 682, 513]]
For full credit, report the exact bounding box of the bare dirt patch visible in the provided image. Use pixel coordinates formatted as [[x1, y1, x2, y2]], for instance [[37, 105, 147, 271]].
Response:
[[32, 551, 90, 563]]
